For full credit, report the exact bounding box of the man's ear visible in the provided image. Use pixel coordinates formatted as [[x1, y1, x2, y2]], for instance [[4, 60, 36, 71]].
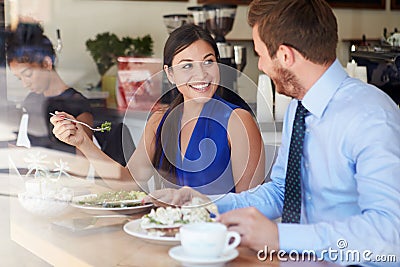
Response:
[[42, 56, 53, 70], [276, 44, 295, 67], [164, 65, 174, 84]]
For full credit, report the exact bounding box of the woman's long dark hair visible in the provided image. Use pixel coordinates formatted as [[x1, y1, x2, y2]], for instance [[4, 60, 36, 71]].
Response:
[[152, 24, 220, 185]]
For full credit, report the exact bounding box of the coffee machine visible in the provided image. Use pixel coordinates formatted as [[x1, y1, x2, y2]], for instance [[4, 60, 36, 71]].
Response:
[[188, 4, 249, 112], [187, 6, 207, 31], [163, 14, 193, 34], [189, 5, 247, 87], [188, 4, 246, 72]]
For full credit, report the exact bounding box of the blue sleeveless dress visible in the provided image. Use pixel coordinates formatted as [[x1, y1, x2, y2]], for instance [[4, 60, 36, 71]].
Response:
[[157, 94, 240, 194]]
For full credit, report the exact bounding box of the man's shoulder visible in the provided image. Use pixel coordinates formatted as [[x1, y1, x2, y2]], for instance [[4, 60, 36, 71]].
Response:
[[334, 79, 396, 114]]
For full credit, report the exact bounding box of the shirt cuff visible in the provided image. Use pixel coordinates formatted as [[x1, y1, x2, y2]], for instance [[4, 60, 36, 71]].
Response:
[[207, 193, 235, 214], [278, 223, 321, 252]]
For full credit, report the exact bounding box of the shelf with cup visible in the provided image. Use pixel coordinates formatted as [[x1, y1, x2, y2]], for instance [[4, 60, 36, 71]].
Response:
[[226, 39, 256, 54], [342, 37, 381, 51]]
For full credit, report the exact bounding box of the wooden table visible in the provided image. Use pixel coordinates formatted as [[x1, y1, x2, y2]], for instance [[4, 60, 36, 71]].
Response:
[[0, 147, 340, 267], [6, 187, 340, 266], [9, 200, 340, 267]]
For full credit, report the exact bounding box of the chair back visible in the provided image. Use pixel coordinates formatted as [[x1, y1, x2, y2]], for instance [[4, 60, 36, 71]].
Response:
[[274, 91, 291, 122], [256, 74, 274, 123]]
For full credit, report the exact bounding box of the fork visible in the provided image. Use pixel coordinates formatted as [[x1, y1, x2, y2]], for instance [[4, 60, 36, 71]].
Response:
[[191, 197, 220, 217], [205, 202, 220, 217], [49, 112, 108, 132]]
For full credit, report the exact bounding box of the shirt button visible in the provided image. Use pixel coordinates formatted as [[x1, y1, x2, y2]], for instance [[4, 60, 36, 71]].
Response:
[[306, 129, 310, 133], [305, 162, 309, 168], [307, 195, 312, 201]]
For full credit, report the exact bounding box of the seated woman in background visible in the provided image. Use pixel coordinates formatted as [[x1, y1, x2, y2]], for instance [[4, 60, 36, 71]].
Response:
[[51, 24, 265, 194], [6, 21, 93, 154]]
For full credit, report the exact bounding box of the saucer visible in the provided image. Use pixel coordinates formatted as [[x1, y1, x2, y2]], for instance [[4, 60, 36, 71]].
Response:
[[168, 245, 239, 267]]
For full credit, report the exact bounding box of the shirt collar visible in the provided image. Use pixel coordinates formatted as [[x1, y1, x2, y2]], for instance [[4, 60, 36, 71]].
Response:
[[302, 59, 348, 118]]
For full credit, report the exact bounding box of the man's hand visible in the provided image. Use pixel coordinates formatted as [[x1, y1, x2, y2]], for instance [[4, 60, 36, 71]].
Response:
[[217, 207, 279, 252], [143, 186, 209, 207]]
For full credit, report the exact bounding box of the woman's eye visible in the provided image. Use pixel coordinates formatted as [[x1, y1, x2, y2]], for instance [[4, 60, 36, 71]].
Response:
[[203, 59, 214, 66], [182, 63, 193, 69], [22, 69, 33, 78]]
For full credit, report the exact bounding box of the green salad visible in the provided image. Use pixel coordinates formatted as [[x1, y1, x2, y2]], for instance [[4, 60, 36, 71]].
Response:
[[100, 121, 112, 132], [77, 190, 146, 208]]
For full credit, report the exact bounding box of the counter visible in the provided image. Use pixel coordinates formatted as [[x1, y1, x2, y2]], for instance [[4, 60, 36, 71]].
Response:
[[351, 50, 400, 105]]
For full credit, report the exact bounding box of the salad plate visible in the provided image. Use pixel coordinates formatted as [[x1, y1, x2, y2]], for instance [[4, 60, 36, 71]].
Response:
[[123, 219, 181, 246], [71, 193, 152, 215], [124, 205, 214, 245]]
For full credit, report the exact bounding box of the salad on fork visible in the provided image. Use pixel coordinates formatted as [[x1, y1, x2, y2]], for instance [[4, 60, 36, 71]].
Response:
[[49, 112, 112, 132]]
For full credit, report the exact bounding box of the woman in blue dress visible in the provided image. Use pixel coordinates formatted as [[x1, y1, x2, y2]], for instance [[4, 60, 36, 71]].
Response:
[[51, 24, 265, 194]]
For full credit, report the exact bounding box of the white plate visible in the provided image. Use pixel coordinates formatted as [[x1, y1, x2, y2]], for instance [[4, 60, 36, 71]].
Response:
[[71, 194, 152, 215], [168, 245, 239, 266], [123, 219, 180, 246]]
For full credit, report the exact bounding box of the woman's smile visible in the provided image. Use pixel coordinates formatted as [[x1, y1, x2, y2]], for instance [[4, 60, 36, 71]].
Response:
[[187, 81, 212, 93]]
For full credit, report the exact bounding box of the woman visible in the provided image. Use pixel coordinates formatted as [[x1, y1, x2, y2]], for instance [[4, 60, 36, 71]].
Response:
[[7, 21, 93, 154], [51, 24, 265, 193]]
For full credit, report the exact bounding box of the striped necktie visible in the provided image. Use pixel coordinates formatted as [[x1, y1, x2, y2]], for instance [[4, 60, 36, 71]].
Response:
[[282, 101, 308, 224]]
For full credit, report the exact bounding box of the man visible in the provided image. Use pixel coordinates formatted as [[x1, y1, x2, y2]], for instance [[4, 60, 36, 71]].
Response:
[[144, 0, 400, 265]]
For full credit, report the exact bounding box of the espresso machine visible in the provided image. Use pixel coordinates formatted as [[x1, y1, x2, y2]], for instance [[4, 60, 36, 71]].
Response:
[[187, 6, 207, 31], [163, 14, 193, 34], [351, 49, 400, 105], [188, 4, 249, 112], [202, 4, 242, 70]]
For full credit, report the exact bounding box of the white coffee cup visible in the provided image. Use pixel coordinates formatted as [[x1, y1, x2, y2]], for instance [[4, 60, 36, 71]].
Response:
[[179, 222, 241, 258]]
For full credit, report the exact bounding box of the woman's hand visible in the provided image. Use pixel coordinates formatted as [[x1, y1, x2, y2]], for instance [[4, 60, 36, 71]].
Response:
[[143, 186, 209, 207], [50, 111, 86, 147]]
